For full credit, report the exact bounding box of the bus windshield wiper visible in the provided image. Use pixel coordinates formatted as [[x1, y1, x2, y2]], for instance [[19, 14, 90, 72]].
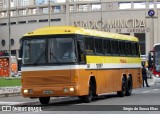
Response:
[[49, 51, 60, 62], [33, 51, 45, 65]]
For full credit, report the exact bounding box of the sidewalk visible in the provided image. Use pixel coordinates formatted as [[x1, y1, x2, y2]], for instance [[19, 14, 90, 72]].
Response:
[[0, 86, 21, 97]]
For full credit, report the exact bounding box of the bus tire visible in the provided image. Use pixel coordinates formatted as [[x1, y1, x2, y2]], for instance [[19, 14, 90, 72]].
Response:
[[125, 76, 132, 96], [39, 97, 50, 105], [117, 77, 126, 97], [79, 81, 93, 103]]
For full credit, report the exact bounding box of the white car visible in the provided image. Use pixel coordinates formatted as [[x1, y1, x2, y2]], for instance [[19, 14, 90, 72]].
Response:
[[152, 75, 160, 85]]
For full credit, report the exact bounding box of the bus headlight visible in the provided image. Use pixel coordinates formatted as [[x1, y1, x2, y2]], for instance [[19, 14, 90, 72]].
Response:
[[24, 89, 28, 94], [69, 87, 75, 92], [156, 74, 159, 78]]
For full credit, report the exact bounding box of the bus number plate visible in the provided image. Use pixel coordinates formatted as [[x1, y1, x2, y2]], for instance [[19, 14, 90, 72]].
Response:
[[43, 90, 53, 94]]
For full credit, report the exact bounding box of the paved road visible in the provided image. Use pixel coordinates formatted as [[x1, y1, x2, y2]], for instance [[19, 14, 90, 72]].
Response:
[[0, 78, 160, 114]]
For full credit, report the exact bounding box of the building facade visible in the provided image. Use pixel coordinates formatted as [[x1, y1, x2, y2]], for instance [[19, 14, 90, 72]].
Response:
[[0, 0, 160, 58]]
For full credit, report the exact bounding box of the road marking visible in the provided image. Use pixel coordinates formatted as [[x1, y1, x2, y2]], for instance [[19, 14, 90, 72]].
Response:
[[0, 102, 25, 105]]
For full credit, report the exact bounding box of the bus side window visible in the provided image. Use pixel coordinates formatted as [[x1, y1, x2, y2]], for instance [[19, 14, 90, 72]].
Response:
[[103, 39, 111, 55], [119, 41, 126, 56], [85, 37, 94, 54], [77, 40, 86, 64], [131, 42, 136, 56]]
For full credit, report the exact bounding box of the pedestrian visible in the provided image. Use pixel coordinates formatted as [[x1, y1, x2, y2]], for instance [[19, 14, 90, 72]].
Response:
[[142, 64, 150, 87]]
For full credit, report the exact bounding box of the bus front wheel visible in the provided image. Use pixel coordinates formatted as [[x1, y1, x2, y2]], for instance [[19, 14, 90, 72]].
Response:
[[79, 82, 93, 103], [39, 97, 50, 105]]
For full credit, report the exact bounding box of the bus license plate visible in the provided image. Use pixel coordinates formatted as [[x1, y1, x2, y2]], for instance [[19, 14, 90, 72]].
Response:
[[43, 90, 53, 94]]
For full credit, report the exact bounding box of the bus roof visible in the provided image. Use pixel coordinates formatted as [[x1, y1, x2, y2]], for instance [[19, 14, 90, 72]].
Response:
[[23, 26, 138, 42]]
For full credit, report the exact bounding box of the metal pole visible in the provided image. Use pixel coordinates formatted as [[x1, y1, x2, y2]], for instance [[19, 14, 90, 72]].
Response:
[[49, 0, 51, 26], [8, 0, 11, 77], [100, 0, 102, 31]]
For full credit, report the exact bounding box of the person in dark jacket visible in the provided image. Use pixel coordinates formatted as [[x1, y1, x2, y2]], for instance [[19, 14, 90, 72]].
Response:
[[142, 64, 150, 87]]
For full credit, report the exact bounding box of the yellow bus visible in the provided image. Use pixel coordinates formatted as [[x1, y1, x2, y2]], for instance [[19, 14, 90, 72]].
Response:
[[21, 26, 142, 104]]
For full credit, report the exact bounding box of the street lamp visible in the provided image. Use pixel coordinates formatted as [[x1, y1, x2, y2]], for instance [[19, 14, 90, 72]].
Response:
[[49, 0, 51, 26], [8, 0, 11, 77]]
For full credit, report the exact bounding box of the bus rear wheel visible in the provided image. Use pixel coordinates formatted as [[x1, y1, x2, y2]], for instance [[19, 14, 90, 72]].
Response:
[[125, 77, 132, 96], [117, 77, 126, 97], [39, 97, 50, 105]]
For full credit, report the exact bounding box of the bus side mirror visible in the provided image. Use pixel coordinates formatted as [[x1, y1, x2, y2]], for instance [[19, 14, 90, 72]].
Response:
[[19, 45, 23, 58]]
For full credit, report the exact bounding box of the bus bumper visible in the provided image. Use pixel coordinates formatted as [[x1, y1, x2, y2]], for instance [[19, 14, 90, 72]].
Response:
[[21, 85, 81, 98]]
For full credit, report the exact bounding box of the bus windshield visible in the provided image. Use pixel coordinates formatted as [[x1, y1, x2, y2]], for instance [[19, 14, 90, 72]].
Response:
[[22, 36, 77, 65], [155, 45, 160, 72]]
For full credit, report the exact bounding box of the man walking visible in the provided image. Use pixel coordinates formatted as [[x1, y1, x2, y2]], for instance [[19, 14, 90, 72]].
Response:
[[142, 64, 150, 87]]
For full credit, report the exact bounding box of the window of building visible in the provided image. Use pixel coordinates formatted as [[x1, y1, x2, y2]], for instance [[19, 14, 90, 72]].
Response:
[[94, 38, 103, 54], [18, 9, 27, 16], [42, 7, 49, 14], [135, 33, 145, 55], [133, 2, 146, 9], [11, 50, 16, 56], [10, 10, 17, 17], [149, 2, 160, 8], [39, 19, 48, 22], [77, 4, 87, 11], [91, 4, 101, 11], [28, 8, 37, 15], [19, 0, 29, 6], [0, 23, 7, 26], [51, 18, 61, 21], [28, 20, 37, 23], [158, 2, 160, 8], [53, 6, 61, 13], [1, 39, 5, 46], [0, 11, 7, 18], [11, 39, 15, 46], [85, 37, 94, 54], [70, 5, 75, 12], [11, 0, 17, 7], [18, 21, 26, 24], [10, 22, 16, 25], [119, 2, 131, 9], [149, 2, 154, 8]]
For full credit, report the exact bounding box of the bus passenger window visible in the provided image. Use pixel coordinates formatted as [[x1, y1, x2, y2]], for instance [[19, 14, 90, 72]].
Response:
[[94, 38, 103, 54], [119, 41, 126, 56], [135, 43, 140, 56], [126, 42, 132, 56], [111, 40, 119, 55], [131, 43, 137, 56], [85, 37, 94, 54], [103, 39, 111, 55]]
